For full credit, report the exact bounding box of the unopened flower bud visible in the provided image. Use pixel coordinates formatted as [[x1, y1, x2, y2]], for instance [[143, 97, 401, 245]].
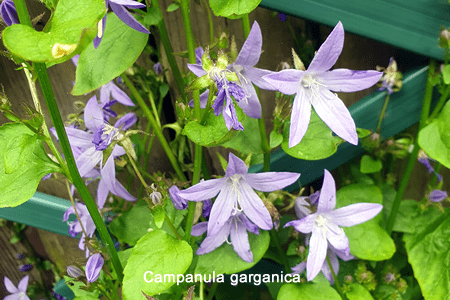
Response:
[[428, 190, 448, 202], [0, 0, 19, 26], [19, 264, 32, 272], [149, 184, 162, 205], [67, 265, 83, 278], [85, 253, 104, 283], [153, 62, 162, 75]]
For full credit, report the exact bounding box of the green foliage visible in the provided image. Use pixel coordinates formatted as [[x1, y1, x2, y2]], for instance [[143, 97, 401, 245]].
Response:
[[277, 282, 341, 300], [270, 130, 283, 148], [64, 276, 100, 298], [182, 106, 245, 147], [167, 3, 180, 12], [208, 0, 261, 19], [122, 230, 193, 299], [0, 124, 60, 208], [72, 13, 149, 95], [404, 211, 450, 300], [346, 283, 374, 300], [282, 111, 344, 160], [390, 200, 442, 234], [2, 0, 105, 64], [195, 231, 270, 276], [418, 101, 450, 169], [336, 184, 395, 261], [360, 155, 383, 174], [442, 65, 450, 84]]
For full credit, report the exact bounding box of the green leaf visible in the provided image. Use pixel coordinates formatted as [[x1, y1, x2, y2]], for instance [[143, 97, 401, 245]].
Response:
[[277, 282, 341, 300], [346, 283, 374, 300], [72, 13, 149, 95], [270, 131, 283, 149], [360, 155, 382, 174], [404, 211, 450, 300], [281, 110, 344, 160], [418, 101, 450, 168], [208, 0, 261, 19], [151, 205, 165, 229], [167, 3, 180, 12], [123, 230, 192, 299], [182, 106, 244, 147], [2, 0, 105, 64], [64, 276, 100, 298], [356, 128, 372, 139], [195, 231, 269, 276], [0, 124, 60, 208], [443, 65, 450, 84], [336, 184, 395, 261], [391, 200, 442, 234], [222, 114, 263, 165]]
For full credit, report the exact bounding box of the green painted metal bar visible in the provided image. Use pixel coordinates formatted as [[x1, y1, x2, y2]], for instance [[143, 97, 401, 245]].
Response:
[[260, 0, 449, 60], [250, 66, 431, 190]]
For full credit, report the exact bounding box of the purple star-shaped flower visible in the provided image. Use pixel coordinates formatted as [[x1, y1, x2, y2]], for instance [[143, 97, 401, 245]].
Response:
[[191, 211, 259, 262], [0, 0, 18, 26], [94, 0, 150, 49], [178, 153, 300, 235], [63, 203, 96, 257], [264, 22, 383, 147], [4, 275, 30, 300], [284, 169, 382, 281]]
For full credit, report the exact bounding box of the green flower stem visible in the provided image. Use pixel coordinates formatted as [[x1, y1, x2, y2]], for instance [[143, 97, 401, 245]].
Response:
[[242, 14, 271, 172], [148, 90, 161, 127], [429, 84, 450, 120], [121, 73, 187, 182], [376, 93, 390, 134], [13, 0, 123, 282], [202, 0, 214, 44], [206, 282, 219, 300], [326, 255, 346, 300], [386, 59, 436, 235], [270, 229, 291, 273], [180, 0, 203, 242], [150, 0, 187, 99]]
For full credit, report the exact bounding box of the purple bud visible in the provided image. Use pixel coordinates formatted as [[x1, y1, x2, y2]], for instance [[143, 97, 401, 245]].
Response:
[[153, 62, 162, 75], [19, 264, 33, 272], [0, 0, 19, 26], [67, 265, 83, 278], [202, 199, 212, 218], [85, 253, 104, 283], [150, 191, 162, 205], [277, 13, 287, 22], [429, 190, 448, 202], [169, 186, 188, 210], [16, 253, 25, 259]]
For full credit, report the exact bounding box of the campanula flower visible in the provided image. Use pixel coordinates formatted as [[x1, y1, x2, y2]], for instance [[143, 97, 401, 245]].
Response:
[[85, 253, 104, 283], [0, 0, 18, 26], [94, 0, 150, 48], [169, 185, 188, 210], [264, 22, 383, 147], [428, 190, 448, 202], [178, 153, 300, 235], [376, 57, 402, 95], [67, 266, 84, 278], [4, 275, 30, 300], [191, 211, 259, 262], [284, 169, 382, 281], [418, 150, 443, 182], [63, 203, 96, 257]]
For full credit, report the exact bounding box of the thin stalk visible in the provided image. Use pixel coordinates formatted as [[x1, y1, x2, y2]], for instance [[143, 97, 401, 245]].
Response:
[[13, 0, 123, 281], [164, 215, 183, 240], [430, 163, 442, 188], [241, 14, 271, 172], [270, 230, 291, 273], [206, 282, 219, 300], [326, 256, 346, 300], [148, 90, 161, 127], [429, 84, 450, 120], [122, 73, 187, 181], [202, 0, 214, 44], [150, 0, 187, 99], [199, 276, 204, 300], [386, 59, 435, 235], [376, 93, 390, 134], [180, 0, 203, 242]]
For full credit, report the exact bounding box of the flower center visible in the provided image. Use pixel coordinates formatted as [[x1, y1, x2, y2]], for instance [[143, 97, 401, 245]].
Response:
[[93, 124, 123, 151], [229, 174, 243, 215], [301, 74, 327, 104], [315, 214, 329, 238]]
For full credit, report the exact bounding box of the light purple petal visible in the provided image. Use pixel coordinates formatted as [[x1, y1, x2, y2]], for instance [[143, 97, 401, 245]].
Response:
[[295, 197, 312, 219], [230, 218, 253, 262], [236, 81, 261, 119], [97, 177, 108, 209], [85, 254, 104, 283], [238, 181, 273, 231], [263, 69, 303, 95], [317, 69, 383, 92], [71, 54, 80, 67], [289, 87, 311, 148], [306, 225, 328, 281], [325, 222, 349, 253], [100, 83, 113, 105], [110, 0, 146, 8], [321, 249, 339, 284], [188, 89, 209, 108], [244, 172, 300, 192], [109, 81, 135, 106], [207, 184, 236, 235], [239, 213, 259, 235], [178, 178, 226, 201], [76, 147, 103, 177], [191, 222, 208, 236], [112, 145, 126, 158], [291, 261, 306, 274], [245, 67, 277, 91], [17, 275, 29, 292], [235, 21, 262, 67], [115, 112, 137, 130], [187, 64, 207, 77], [169, 186, 188, 210], [197, 221, 231, 255], [307, 21, 344, 73], [4, 277, 18, 293], [110, 2, 150, 34], [317, 170, 336, 213], [101, 155, 136, 201], [284, 215, 315, 234], [84, 96, 104, 132], [327, 203, 383, 227], [65, 128, 94, 149], [225, 153, 248, 177], [112, 179, 136, 201], [313, 87, 358, 145]]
